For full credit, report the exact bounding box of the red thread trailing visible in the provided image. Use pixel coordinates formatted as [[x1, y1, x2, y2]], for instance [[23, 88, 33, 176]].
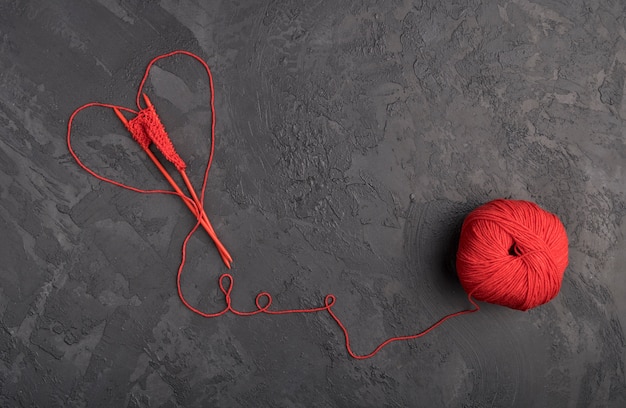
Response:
[[67, 51, 567, 359]]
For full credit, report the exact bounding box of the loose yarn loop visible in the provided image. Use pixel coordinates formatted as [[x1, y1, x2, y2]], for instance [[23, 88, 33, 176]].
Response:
[[456, 199, 569, 311]]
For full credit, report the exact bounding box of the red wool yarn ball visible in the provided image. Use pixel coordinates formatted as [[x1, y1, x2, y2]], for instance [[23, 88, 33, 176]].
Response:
[[456, 199, 569, 311]]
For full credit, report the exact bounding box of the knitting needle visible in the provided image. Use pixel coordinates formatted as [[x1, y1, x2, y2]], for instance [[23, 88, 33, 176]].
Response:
[[113, 107, 232, 268], [140, 94, 234, 265]]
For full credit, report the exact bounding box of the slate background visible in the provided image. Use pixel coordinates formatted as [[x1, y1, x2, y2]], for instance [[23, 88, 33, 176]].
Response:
[[0, 0, 625, 407]]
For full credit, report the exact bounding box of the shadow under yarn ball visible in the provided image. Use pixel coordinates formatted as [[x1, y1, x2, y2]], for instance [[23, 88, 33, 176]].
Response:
[[404, 199, 476, 304]]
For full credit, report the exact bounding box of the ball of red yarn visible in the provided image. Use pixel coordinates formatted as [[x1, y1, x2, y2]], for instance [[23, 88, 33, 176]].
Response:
[[456, 199, 569, 311]]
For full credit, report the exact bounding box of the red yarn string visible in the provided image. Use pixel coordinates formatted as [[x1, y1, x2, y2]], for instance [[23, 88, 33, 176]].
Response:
[[67, 50, 480, 359]]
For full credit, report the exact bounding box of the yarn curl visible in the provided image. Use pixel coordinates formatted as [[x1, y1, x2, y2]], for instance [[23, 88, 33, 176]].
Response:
[[456, 199, 569, 311]]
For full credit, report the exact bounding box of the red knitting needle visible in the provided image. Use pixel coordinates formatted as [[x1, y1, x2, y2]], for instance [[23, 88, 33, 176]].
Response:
[[139, 94, 232, 265], [113, 106, 232, 268]]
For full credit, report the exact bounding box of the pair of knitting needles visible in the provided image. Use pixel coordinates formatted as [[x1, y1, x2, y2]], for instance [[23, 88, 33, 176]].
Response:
[[113, 94, 232, 268]]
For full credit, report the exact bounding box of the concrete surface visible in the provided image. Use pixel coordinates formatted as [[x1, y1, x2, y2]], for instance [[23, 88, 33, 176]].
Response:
[[1, 0, 625, 407]]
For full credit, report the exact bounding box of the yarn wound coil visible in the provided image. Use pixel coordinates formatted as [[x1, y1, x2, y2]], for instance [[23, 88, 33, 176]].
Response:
[[456, 199, 569, 311]]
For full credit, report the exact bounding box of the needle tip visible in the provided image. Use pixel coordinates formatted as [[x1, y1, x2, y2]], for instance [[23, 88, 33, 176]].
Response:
[[142, 93, 154, 108], [113, 107, 129, 126]]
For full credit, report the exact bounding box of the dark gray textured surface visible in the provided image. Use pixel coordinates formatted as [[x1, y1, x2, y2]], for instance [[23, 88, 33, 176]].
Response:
[[1, 0, 625, 407]]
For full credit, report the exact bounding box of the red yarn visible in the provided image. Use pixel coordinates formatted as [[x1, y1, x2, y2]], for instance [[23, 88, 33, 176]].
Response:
[[127, 100, 187, 171], [68, 51, 568, 360], [122, 107, 151, 150], [456, 199, 569, 311]]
